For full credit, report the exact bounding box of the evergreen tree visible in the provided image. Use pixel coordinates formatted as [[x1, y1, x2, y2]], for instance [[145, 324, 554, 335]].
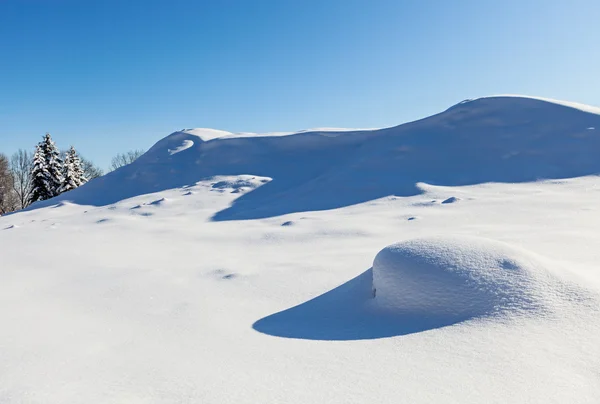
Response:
[[59, 146, 87, 193], [30, 141, 50, 202], [30, 134, 63, 202], [72, 148, 87, 186]]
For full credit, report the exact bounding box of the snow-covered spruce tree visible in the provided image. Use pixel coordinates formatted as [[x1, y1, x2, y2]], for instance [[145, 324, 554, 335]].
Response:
[[30, 141, 50, 202], [59, 146, 87, 193], [72, 148, 87, 185], [30, 134, 63, 202]]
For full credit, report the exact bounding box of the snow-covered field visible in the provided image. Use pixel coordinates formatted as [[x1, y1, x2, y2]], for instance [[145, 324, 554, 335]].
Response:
[[2, 96, 600, 403]]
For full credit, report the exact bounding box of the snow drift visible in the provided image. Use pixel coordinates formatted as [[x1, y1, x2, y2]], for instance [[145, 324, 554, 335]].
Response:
[[30, 96, 600, 220], [254, 235, 594, 340], [372, 236, 577, 319]]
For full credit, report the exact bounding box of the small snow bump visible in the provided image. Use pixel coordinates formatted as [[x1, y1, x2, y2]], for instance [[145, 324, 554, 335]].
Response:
[[281, 221, 295, 227], [441, 197, 460, 204], [210, 269, 238, 280], [53, 201, 72, 208], [149, 198, 168, 206]]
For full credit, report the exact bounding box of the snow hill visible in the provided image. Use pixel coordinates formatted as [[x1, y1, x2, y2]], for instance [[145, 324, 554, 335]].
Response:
[[2, 95, 600, 403], [30, 95, 600, 220]]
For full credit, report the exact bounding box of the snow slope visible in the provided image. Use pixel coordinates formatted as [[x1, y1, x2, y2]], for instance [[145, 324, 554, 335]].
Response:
[[29, 95, 600, 220], [2, 96, 600, 403]]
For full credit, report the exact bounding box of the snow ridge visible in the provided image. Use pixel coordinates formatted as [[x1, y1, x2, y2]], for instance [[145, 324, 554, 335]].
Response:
[[27, 95, 600, 221]]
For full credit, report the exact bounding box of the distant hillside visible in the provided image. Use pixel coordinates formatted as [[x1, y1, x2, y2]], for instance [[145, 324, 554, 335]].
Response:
[[30, 96, 600, 220]]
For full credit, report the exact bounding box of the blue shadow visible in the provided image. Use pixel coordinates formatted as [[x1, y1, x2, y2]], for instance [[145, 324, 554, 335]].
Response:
[[252, 269, 468, 341]]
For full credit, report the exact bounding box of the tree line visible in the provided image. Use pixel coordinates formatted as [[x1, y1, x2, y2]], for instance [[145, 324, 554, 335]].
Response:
[[0, 133, 145, 215]]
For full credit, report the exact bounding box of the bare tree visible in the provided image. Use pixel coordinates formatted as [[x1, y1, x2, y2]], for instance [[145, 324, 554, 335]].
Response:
[[109, 149, 145, 171], [0, 154, 18, 214], [10, 149, 33, 209], [80, 156, 104, 180]]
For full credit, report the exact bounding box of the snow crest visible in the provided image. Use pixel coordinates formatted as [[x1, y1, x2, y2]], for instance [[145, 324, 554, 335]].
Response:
[[168, 139, 194, 155]]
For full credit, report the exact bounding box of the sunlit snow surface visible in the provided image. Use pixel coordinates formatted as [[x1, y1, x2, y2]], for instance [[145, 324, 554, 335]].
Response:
[[2, 96, 600, 403]]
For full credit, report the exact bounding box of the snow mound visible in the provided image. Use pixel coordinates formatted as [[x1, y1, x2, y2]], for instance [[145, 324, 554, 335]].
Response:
[[441, 196, 460, 204], [372, 236, 574, 320], [27, 95, 600, 217], [254, 235, 594, 341], [148, 197, 168, 206]]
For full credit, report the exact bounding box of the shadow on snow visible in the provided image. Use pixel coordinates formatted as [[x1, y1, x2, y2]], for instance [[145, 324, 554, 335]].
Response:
[[252, 269, 469, 341]]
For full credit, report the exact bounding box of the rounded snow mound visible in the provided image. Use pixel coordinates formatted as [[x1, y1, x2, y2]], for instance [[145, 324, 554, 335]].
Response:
[[372, 236, 574, 320]]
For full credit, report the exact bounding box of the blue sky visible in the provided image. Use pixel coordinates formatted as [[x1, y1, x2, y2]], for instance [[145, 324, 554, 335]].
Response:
[[1, 0, 599, 169]]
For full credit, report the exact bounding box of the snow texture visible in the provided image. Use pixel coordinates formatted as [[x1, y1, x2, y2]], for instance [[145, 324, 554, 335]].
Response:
[[2, 95, 600, 404], [372, 237, 581, 319]]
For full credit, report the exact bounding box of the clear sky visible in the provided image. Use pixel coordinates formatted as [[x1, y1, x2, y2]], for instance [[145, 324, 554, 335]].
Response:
[[1, 0, 599, 169]]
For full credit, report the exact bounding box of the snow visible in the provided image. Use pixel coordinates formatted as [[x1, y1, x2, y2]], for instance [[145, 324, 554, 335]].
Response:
[[2, 95, 600, 403], [441, 196, 460, 204], [477, 94, 600, 115], [25, 95, 600, 219], [372, 236, 590, 319], [168, 139, 194, 155], [176, 126, 378, 142]]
